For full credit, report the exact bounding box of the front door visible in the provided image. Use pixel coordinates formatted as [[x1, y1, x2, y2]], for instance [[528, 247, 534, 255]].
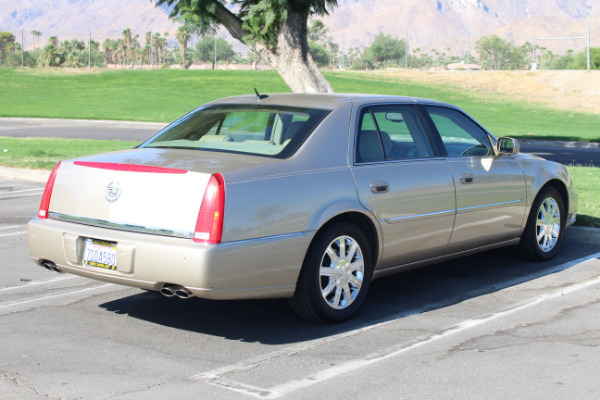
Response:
[[423, 106, 527, 252]]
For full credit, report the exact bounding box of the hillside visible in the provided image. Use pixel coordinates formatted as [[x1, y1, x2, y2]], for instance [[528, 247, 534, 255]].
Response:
[[321, 0, 599, 54], [0, 0, 178, 49], [0, 0, 598, 55]]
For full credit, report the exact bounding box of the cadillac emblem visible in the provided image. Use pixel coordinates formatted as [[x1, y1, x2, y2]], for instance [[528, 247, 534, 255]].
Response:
[[105, 181, 121, 203]]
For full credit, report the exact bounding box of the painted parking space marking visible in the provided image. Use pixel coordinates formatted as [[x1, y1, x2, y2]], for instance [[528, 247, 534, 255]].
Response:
[[0, 189, 44, 200], [192, 252, 600, 399]]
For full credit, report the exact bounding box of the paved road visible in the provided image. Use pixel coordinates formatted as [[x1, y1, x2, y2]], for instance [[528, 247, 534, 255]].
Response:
[[1, 177, 600, 399], [1, 118, 599, 166], [0, 118, 165, 143]]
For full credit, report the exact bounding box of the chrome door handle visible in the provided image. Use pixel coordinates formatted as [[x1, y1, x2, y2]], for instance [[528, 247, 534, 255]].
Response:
[[370, 181, 390, 194], [460, 173, 474, 184]]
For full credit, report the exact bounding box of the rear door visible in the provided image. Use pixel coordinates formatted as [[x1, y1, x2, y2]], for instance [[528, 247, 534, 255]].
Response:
[[350, 104, 456, 269], [422, 105, 527, 252]]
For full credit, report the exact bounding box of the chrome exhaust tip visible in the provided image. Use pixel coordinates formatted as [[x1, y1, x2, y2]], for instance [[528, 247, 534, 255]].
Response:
[[175, 288, 194, 299], [160, 285, 176, 298], [42, 261, 62, 273], [160, 284, 194, 299]]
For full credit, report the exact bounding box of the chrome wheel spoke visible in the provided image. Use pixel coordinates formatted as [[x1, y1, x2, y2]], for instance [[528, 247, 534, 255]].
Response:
[[332, 286, 343, 307], [343, 284, 353, 304], [320, 266, 335, 277], [348, 274, 362, 288], [326, 246, 340, 265], [321, 279, 336, 298]]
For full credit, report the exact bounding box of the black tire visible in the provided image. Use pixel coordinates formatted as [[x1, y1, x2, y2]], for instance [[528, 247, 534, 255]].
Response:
[[518, 186, 565, 261], [290, 222, 373, 323]]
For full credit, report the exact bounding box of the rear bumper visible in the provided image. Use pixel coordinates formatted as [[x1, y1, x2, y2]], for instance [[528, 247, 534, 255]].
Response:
[[27, 218, 312, 300]]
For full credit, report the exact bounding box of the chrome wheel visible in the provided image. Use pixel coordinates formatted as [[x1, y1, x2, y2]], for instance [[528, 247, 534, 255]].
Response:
[[291, 222, 373, 322], [319, 235, 365, 310], [518, 186, 565, 261], [535, 197, 561, 253]]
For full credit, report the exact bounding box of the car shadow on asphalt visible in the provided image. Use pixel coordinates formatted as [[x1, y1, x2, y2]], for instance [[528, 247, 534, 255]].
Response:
[[98, 240, 600, 345]]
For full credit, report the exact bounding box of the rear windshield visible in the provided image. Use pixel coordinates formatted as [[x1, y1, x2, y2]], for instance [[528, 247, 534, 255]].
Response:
[[141, 104, 330, 158]]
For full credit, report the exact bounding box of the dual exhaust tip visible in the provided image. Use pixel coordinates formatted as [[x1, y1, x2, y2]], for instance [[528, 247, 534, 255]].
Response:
[[160, 284, 194, 299], [42, 261, 63, 273], [41, 262, 193, 300]]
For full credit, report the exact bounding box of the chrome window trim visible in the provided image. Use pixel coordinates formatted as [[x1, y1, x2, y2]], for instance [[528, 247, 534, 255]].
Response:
[[354, 156, 446, 166]]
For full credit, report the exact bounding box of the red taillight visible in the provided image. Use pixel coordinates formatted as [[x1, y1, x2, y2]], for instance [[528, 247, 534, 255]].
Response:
[[194, 173, 225, 244], [38, 162, 61, 219]]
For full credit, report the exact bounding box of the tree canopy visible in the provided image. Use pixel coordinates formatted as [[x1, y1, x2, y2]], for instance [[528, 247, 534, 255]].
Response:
[[475, 35, 528, 70], [156, 0, 337, 93], [360, 33, 406, 70]]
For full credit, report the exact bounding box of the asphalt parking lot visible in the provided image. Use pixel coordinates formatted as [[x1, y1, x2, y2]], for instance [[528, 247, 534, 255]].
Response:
[[1, 177, 599, 399]]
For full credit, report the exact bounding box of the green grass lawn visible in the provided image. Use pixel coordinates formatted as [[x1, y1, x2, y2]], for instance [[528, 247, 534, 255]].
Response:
[[1, 68, 600, 142], [0, 137, 137, 170], [1, 68, 598, 227], [569, 165, 600, 228]]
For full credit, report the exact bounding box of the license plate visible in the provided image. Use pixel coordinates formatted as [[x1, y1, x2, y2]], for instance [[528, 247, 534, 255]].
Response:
[[83, 238, 117, 270]]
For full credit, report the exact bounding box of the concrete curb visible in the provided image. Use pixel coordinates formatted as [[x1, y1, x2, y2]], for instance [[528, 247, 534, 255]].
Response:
[[519, 139, 600, 149], [2, 166, 599, 245], [0, 166, 50, 183]]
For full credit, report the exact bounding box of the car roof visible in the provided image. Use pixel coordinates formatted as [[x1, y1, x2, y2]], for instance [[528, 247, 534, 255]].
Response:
[[208, 93, 452, 110]]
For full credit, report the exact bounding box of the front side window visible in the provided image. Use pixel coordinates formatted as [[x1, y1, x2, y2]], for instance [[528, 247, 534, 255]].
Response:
[[141, 105, 329, 158], [425, 106, 492, 157], [355, 105, 434, 163]]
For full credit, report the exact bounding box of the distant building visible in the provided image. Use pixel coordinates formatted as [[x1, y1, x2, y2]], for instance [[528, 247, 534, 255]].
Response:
[[446, 62, 481, 71]]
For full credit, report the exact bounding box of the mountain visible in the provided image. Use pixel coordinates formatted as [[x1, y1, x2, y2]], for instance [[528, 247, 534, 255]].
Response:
[[0, 0, 179, 49], [322, 0, 599, 55], [0, 0, 597, 55]]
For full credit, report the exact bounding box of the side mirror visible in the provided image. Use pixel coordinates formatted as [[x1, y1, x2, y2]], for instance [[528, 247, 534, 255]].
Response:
[[497, 137, 520, 155]]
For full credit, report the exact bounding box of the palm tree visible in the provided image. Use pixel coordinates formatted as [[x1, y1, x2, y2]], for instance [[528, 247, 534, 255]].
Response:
[[117, 39, 126, 67], [144, 31, 152, 66], [175, 25, 192, 69], [49, 36, 58, 46], [152, 33, 161, 65], [102, 38, 113, 65], [31, 30, 42, 50], [122, 28, 132, 66]]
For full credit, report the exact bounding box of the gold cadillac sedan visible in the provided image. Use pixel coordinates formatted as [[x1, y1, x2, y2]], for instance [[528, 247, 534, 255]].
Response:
[[28, 94, 578, 322]]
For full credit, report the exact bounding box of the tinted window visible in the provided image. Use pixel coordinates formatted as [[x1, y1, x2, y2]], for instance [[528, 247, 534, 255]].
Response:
[[425, 106, 492, 157], [141, 105, 329, 158], [356, 105, 434, 163]]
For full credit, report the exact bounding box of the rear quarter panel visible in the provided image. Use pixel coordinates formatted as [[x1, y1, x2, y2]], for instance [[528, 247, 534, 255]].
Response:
[[220, 102, 376, 243]]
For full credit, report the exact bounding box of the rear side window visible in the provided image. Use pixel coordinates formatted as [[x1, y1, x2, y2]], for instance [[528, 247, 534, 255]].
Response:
[[356, 105, 434, 163], [142, 105, 329, 159], [425, 106, 492, 157]]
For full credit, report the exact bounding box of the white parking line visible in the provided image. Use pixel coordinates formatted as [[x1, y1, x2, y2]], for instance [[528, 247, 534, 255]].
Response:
[[0, 283, 114, 310], [0, 188, 44, 193], [0, 193, 43, 200], [0, 282, 127, 316], [0, 275, 79, 294], [0, 231, 27, 237], [192, 252, 600, 399], [0, 225, 23, 230]]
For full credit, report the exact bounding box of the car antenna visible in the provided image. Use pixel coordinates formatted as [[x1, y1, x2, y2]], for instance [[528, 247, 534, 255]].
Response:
[[254, 88, 268, 100]]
